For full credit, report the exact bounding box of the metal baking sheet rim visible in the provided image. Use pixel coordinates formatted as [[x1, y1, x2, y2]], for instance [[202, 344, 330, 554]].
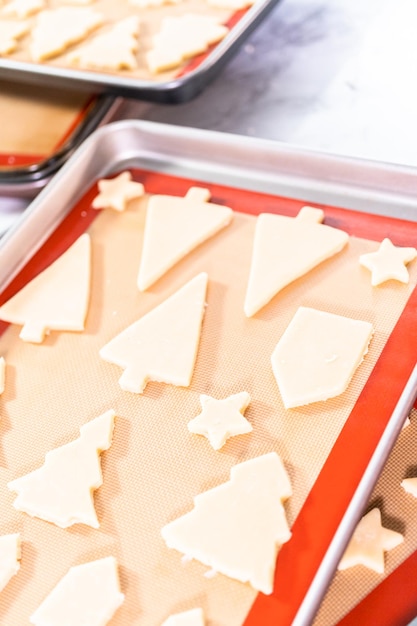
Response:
[[0, 0, 280, 102], [1, 119, 417, 625]]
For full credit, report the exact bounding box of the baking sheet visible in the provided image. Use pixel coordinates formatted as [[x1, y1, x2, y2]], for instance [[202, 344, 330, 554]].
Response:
[[0, 0, 280, 102], [1, 121, 417, 624]]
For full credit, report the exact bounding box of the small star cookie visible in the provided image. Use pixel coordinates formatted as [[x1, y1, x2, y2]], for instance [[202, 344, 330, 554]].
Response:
[[359, 238, 417, 286], [188, 392, 252, 450], [0, 18, 30, 54], [338, 508, 403, 574], [92, 171, 145, 211]]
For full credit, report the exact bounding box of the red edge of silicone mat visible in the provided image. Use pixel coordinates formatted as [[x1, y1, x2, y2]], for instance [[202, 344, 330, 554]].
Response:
[[0, 94, 97, 168], [1, 168, 417, 625]]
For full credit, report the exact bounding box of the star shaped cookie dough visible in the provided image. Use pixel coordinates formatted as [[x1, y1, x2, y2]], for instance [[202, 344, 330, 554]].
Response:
[[188, 392, 252, 450], [92, 171, 145, 212], [338, 508, 403, 574], [359, 238, 417, 286]]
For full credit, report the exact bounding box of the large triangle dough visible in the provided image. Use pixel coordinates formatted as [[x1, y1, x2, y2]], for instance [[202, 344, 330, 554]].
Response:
[[100, 272, 208, 393], [244, 207, 349, 317], [0, 233, 91, 343], [137, 187, 232, 291]]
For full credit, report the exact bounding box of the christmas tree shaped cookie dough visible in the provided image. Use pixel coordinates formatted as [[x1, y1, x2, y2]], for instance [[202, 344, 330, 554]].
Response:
[[8, 409, 115, 529], [0, 233, 91, 343], [0, 533, 21, 593], [188, 392, 252, 450], [2, 0, 45, 18], [101, 273, 208, 393], [359, 238, 417, 286], [68, 16, 140, 71], [146, 14, 229, 73], [162, 608, 205, 626], [244, 207, 349, 317], [162, 452, 292, 594], [30, 7, 103, 61], [0, 18, 30, 54], [138, 187, 233, 291], [92, 171, 145, 212], [338, 508, 403, 574], [30, 556, 124, 626], [271, 307, 373, 409]]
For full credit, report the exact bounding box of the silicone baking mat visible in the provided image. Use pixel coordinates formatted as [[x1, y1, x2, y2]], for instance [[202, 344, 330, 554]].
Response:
[[0, 169, 417, 625]]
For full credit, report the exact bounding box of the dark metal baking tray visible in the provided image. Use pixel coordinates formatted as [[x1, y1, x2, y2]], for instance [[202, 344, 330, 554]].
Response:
[[0, 0, 281, 103]]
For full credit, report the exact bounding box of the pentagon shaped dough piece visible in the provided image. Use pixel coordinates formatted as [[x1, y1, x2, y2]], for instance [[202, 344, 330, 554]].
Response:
[[2, 0, 45, 18], [100, 272, 208, 394], [0, 533, 21, 593], [8, 410, 115, 529], [188, 391, 252, 450], [359, 237, 417, 286], [162, 452, 292, 595], [30, 7, 103, 61], [30, 556, 124, 626], [271, 306, 373, 409], [244, 207, 349, 317], [0, 233, 91, 343], [0, 18, 29, 53], [146, 13, 228, 73], [92, 171, 145, 211], [137, 186, 233, 290], [338, 508, 403, 574], [162, 608, 205, 626], [68, 16, 140, 70]]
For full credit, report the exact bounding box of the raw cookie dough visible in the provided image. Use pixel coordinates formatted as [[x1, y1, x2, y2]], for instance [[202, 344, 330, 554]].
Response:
[[92, 171, 145, 211], [161, 452, 292, 595], [0, 533, 21, 593], [359, 237, 417, 286], [2, 0, 45, 18], [188, 391, 252, 450], [244, 207, 349, 317], [162, 608, 205, 626], [129, 0, 182, 7], [137, 186, 233, 290], [30, 556, 124, 626], [8, 410, 115, 529], [100, 272, 208, 393], [30, 6, 103, 61], [401, 477, 417, 497], [0, 233, 91, 343], [146, 13, 229, 73], [68, 16, 140, 70], [0, 18, 29, 54], [271, 306, 373, 409], [338, 508, 403, 573]]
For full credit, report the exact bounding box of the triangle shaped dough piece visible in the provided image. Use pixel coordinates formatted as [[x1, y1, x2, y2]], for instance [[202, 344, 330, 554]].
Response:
[[161, 452, 292, 595], [244, 207, 349, 317], [271, 306, 373, 408], [162, 608, 205, 626], [338, 508, 403, 574], [137, 187, 233, 291], [0, 233, 91, 343], [0, 533, 21, 593], [8, 410, 115, 529], [100, 272, 208, 393], [30, 556, 124, 626]]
